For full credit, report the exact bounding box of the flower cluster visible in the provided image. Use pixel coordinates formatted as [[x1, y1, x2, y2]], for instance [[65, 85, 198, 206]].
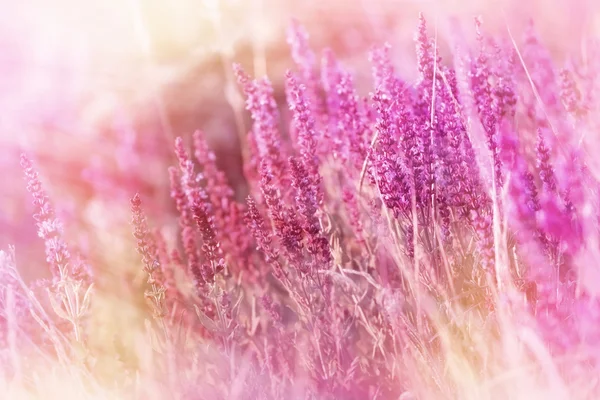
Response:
[[5, 13, 600, 400]]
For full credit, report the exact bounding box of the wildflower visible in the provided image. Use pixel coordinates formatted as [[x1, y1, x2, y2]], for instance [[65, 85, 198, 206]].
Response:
[[245, 197, 286, 281], [168, 166, 202, 283], [21, 154, 93, 341], [289, 157, 331, 268], [285, 70, 323, 204], [130, 194, 166, 318], [371, 89, 412, 218], [287, 19, 321, 115], [234, 65, 289, 190], [536, 128, 557, 193], [21, 154, 73, 282], [192, 200, 225, 284], [469, 18, 503, 187], [258, 159, 304, 265], [559, 68, 585, 116]]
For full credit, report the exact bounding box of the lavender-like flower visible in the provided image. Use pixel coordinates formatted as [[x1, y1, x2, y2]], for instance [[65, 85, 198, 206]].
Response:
[[287, 19, 321, 115], [192, 199, 225, 285], [258, 158, 304, 267], [130, 194, 166, 318], [234, 65, 289, 189], [371, 90, 411, 219], [289, 157, 331, 269], [21, 154, 91, 284], [285, 70, 324, 205], [469, 18, 503, 187]]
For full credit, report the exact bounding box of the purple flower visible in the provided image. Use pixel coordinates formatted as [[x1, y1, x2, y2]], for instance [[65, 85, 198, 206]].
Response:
[[21, 154, 91, 284]]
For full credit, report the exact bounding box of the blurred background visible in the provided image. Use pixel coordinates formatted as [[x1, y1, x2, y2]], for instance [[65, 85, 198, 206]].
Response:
[[0, 0, 598, 291]]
